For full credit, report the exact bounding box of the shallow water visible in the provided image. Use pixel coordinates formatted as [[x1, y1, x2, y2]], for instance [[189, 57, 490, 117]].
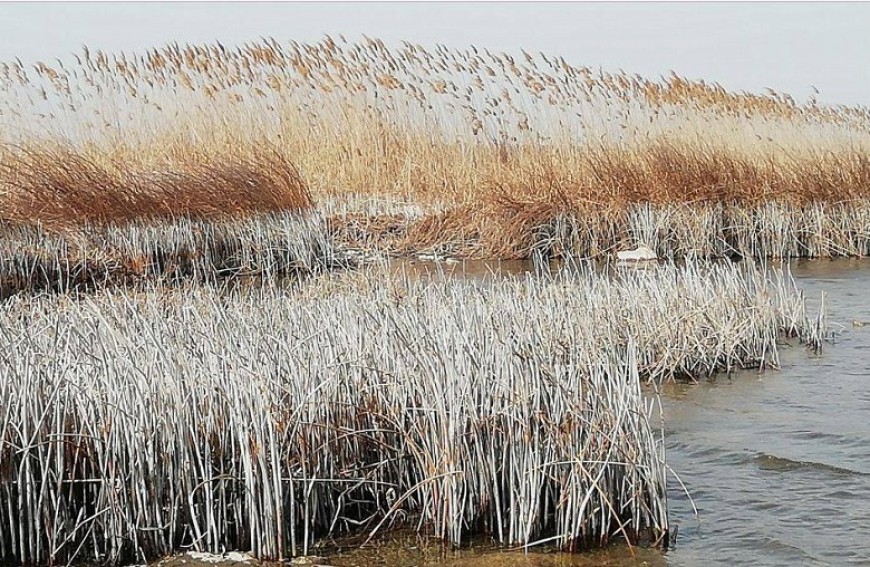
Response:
[[318, 532, 666, 567], [662, 259, 870, 566]]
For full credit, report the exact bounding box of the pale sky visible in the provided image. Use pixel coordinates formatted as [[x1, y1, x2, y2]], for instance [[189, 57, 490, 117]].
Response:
[[1, 2, 868, 107]]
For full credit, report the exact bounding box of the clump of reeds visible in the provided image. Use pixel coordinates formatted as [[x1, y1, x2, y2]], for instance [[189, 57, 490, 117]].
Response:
[[0, 261, 823, 565], [0, 212, 342, 298], [0, 143, 311, 227], [0, 141, 342, 296]]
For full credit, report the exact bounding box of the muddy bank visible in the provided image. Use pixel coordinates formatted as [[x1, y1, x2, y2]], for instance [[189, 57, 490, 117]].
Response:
[[151, 535, 666, 567]]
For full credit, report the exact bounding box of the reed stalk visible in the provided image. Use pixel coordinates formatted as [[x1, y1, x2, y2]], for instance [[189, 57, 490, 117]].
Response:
[[0, 212, 341, 298]]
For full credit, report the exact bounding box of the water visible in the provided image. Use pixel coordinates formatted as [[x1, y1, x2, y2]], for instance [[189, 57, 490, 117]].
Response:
[[663, 259, 870, 566]]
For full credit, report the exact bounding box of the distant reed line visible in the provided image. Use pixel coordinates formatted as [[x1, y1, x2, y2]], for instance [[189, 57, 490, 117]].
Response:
[[0, 262, 822, 564], [1, 37, 869, 227], [2, 198, 868, 299], [328, 200, 870, 261], [0, 212, 342, 298]]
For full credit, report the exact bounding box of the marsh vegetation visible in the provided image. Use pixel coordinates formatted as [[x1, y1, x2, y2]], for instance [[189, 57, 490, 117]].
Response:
[[0, 35, 851, 565], [0, 262, 823, 565], [1, 37, 869, 261]]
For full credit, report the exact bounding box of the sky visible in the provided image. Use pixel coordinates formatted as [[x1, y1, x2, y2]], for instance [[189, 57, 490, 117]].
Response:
[[1, 2, 868, 107]]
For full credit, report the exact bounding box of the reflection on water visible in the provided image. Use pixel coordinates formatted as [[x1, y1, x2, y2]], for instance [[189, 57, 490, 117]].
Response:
[[388, 257, 540, 280], [325, 532, 666, 567]]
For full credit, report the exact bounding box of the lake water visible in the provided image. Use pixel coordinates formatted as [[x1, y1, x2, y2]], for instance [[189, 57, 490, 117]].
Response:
[[662, 259, 870, 566]]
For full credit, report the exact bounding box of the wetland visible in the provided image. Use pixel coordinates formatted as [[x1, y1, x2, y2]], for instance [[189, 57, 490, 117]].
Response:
[[1, 34, 869, 567]]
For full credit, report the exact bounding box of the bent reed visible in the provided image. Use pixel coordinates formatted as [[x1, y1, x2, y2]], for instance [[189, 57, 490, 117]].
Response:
[[0, 262, 821, 565]]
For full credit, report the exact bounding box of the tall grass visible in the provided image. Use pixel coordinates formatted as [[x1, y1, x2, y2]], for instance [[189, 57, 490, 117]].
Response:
[[0, 261, 822, 565], [1, 37, 869, 258], [0, 144, 311, 227]]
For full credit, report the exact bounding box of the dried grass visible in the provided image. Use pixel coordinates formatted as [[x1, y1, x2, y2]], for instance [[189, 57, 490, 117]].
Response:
[[0, 261, 823, 564], [0, 143, 311, 227], [1, 37, 868, 256]]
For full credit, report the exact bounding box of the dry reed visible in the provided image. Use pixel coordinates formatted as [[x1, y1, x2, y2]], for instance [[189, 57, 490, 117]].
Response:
[[0, 143, 311, 227], [1, 37, 869, 258], [0, 212, 340, 297], [0, 261, 823, 565]]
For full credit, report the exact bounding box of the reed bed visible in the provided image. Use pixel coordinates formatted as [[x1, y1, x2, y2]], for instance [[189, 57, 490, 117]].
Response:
[[0, 261, 822, 565], [0, 212, 341, 298], [1, 37, 869, 259], [0, 144, 312, 227], [334, 200, 870, 260]]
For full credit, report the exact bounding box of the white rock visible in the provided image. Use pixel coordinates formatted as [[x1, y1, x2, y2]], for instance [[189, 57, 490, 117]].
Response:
[[616, 244, 657, 262]]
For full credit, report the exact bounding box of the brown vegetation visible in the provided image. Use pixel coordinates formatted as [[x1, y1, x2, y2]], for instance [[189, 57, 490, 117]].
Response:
[[1, 36, 869, 257], [397, 143, 870, 257], [0, 144, 311, 228]]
